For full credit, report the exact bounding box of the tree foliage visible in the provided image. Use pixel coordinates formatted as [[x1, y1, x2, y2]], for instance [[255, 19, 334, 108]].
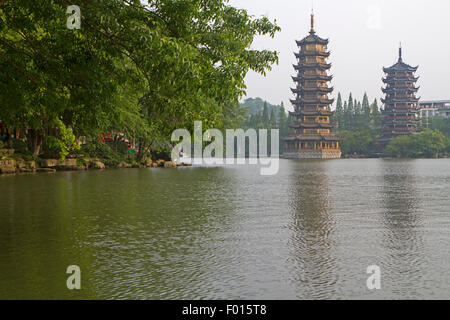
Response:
[[384, 129, 449, 158], [0, 0, 280, 159], [335, 92, 381, 131], [338, 129, 378, 156]]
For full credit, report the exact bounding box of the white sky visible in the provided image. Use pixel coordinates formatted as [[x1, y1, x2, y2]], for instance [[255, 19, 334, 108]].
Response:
[[228, 0, 450, 110]]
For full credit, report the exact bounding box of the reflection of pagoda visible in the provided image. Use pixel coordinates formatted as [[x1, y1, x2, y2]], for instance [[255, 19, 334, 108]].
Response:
[[283, 11, 341, 159], [378, 46, 420, 147]]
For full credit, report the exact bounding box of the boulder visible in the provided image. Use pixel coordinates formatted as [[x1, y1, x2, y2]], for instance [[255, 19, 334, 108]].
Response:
[[156, 159, 165, 167], [26, 160, 36, 170], [118, 162, 132, 168], [61, 158, 77, 167], [0, 159, 16, 174], [91, 161, 105, 169], [18, 160, 36, 173], [164, 161, 177, 168], [41, 159, 58, 168], [55, 158, 78, 170], [145, 158, 153, 167], [16, 160, 26, 170]]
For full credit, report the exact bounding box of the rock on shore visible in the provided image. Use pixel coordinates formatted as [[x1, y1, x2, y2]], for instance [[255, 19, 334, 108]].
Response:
[[0, 152, 193, 175]]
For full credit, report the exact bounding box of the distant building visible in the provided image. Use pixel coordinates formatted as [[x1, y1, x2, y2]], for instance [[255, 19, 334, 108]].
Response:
[[377, 46, 420, 147], [419, 100, 450, 118]]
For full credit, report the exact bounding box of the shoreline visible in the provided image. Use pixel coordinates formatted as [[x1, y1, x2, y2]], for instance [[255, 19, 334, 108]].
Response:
[[1, 152, 448, 176], [0, 149, 192, 176]]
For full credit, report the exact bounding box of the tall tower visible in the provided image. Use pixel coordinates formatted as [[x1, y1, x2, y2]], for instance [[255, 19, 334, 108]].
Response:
[[283, 11, 341, 159], [378, 45, 420, 147]]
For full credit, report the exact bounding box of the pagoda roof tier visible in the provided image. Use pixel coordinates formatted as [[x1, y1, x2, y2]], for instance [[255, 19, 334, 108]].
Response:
[[292, 74, 333, 81], [291, 97, 334, 105], [289, 109, 333, 116], [383, 46, 419, 73], [293, 62, 332, 70], [289, 122, 334, 129], [382, 76, 419, 84], [291, 86, 333, 94], [382, 86, 420, 94], [381, 97, 420, 104], [295, 51, 330, 58], [383, 63, 418, 73], [296, 33, 329, 46], [283, 134, 343, 142]]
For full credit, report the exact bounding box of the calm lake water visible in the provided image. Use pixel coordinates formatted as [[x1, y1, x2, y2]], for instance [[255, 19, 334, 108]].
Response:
[[0, 159, 449, 299]]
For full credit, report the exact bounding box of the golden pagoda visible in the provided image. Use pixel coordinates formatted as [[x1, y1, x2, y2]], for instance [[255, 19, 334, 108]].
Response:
[[283, 11, 341, 159]]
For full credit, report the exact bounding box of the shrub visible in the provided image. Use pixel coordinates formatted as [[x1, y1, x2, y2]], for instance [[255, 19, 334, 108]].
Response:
[[385, 129, 448, 158], [81, 139, 126, 167], [76, 158, 86, 166], [43, 119, 80, 160], [11, 139, 29, 154]]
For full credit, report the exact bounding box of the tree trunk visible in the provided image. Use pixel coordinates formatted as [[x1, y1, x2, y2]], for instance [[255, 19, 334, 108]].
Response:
[[137, 138, 147, 162], [27, 129, 44, 156]]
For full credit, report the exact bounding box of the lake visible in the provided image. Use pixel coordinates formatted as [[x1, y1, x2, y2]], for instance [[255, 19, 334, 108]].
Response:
[[0, 159, 449, 299]]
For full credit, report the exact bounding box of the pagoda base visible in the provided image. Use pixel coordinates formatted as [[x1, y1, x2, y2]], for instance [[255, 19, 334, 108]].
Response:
[[283, 150, 342, 159]]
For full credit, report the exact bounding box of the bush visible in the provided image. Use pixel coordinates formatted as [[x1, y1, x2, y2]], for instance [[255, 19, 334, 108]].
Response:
[[80, 139, 127, 167], [338, 130, 378, 156], [43, 119, 80, 159], [11, 139, 29, 154], [76, 158, 86, 166], [385, 129, 448, 158]]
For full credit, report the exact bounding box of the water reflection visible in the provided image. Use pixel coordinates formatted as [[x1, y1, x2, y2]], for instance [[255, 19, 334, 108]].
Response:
[[380, 160, 427, 298], [82, 168, 241, 299], [287, 161, 340, 299], [1, 160, 450, 299]]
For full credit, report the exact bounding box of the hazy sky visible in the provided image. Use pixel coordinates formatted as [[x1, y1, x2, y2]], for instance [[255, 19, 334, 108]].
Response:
[[228, 0, 450, 110]]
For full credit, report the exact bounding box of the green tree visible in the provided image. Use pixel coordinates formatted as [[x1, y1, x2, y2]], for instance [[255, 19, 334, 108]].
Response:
[[338, 130, 377, 156], [362, 92, 371, 129], [385, 129, 448, 158], [278, 103, 289, 137], [342, 101, 348, 130], [335, 92, 343, 128], [345, 93, 354, 130], [269, 107, 276, 128], [428, 116, 450, 136], [371, 98, 382, 130], [0, 0, 280, 160], [362, 93, 371, 117], [262, 102, 269, 127]]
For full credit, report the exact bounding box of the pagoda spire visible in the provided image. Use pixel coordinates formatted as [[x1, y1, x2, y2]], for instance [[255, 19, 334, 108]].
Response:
[[310, 7, 315, 34], [399, 42, 402, 62]]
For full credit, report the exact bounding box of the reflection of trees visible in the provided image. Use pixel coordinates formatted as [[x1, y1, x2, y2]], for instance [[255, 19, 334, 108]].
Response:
[[0, 172, 95, 299], [0, 168, 239, 299], [287, 161, 339, 299], [84, 168, 239, 299], [380, 160, 425, 298]]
